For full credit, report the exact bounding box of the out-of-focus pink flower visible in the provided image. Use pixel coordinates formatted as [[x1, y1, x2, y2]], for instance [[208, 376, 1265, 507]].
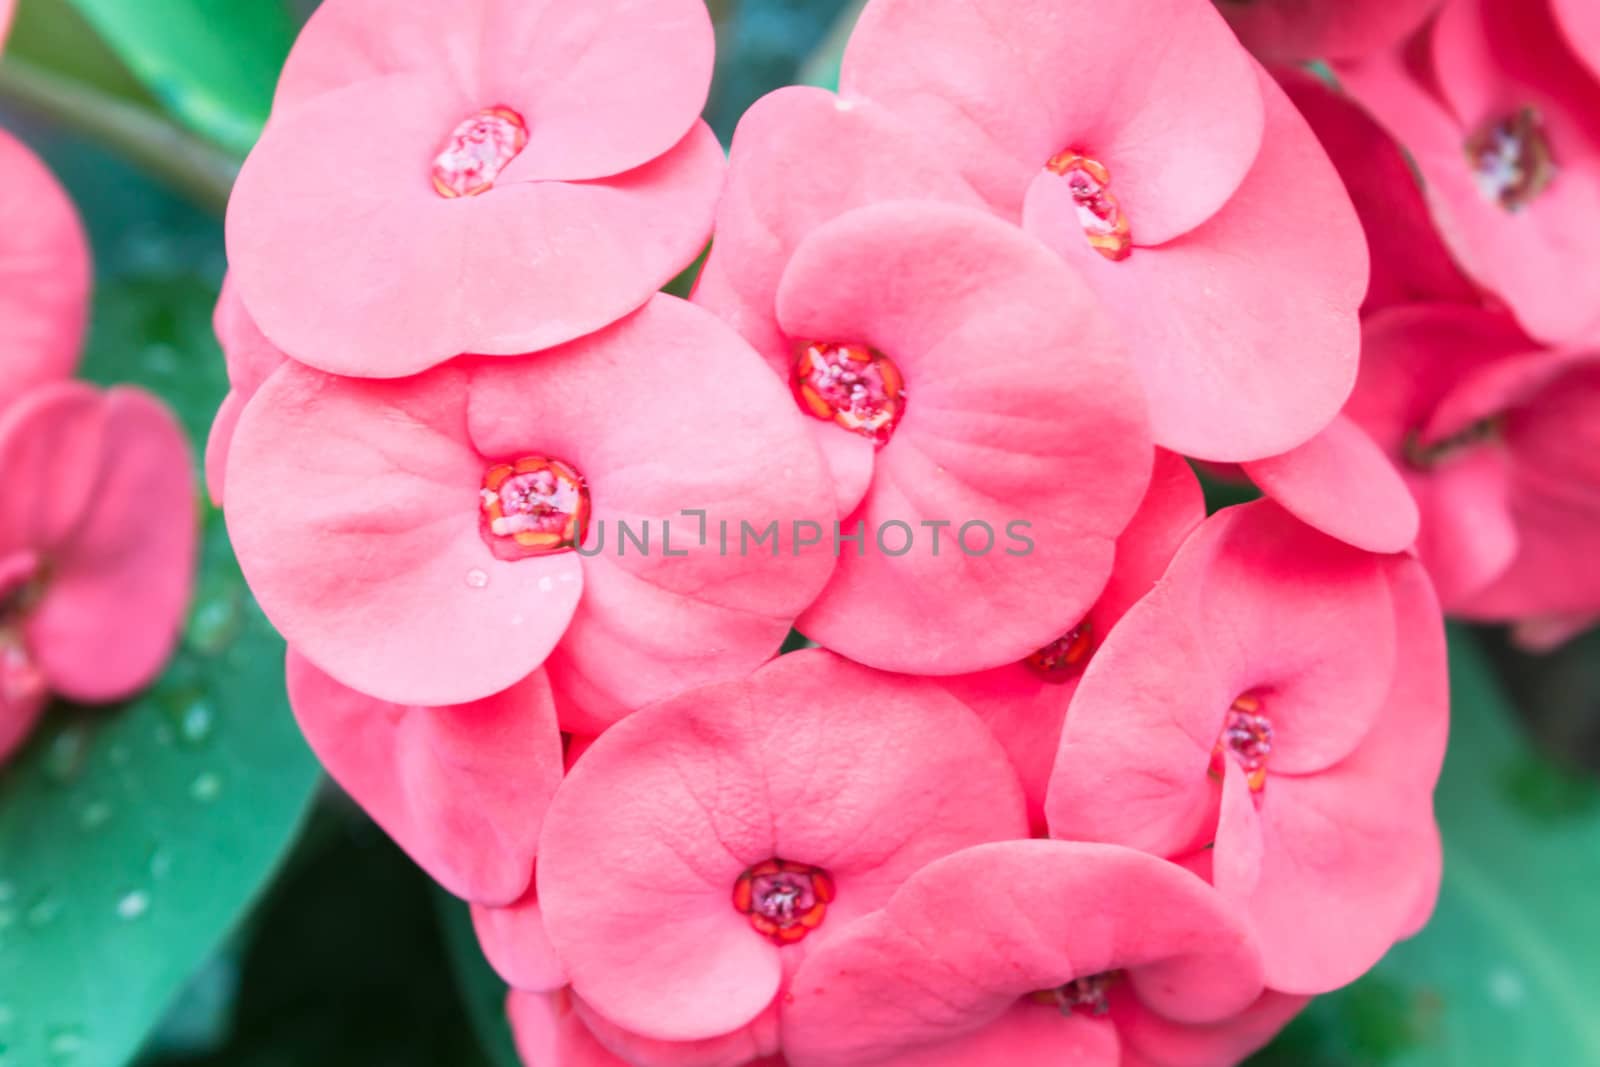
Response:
[[780, 840, 1266, 1066], [285, 651, 562, 905], [1554, 0, 1600, 82], [0, 383, 197, 762], [1340, 0, 1600, 343], [826, 0, 1366, 462], [758, 203, 1153, 675], [1217, 0, 1444, 63], [535, 650, 1027, 1053], [224, 296, 835, 723], [1348, 304, 1600, 621], [1047, 502, 1448, 993], [0, 128, 90, 415], [939, 451, 1205, 834], [204, 276, 286, 506], [0, 1, 14, 50], [226, 0, 724, 379]]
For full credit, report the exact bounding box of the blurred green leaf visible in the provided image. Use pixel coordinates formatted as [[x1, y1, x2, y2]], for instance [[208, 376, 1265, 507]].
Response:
[[3, 0, 154, 105], [0, 151, 321, 1064], [707, 0, 858, 139], [435, 890, 523, 1067], [64, 0, 295, 154], [1250, 627, 1600, 1066]]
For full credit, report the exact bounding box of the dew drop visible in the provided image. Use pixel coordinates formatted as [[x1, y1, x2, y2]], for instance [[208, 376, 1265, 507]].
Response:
[[116, 891, 150, 921], [537, 575, 554, 593], [42, 727, 89, 784], [186, 589, 243, 655], [26, 894, 61, 928], [46, 1026, 84, 1064], [190, 772, 222, 803], [177, 701, 215, 745], [148, 848, 174, 880], [465, 569, 489, 589], [77, 802, 112, 831]]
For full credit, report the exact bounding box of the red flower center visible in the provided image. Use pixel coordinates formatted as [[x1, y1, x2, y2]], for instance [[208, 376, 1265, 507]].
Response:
[[1024, 620, 1095, 682], [1209, 693, 1273, 793], [1027, 971, 1119, 1016], [1046, 151, 1131, 262], [1466, 107, 1556, 212], [792, 342, 907, 445], [732, 859, 836, 945], [432, 106, 529, 198], [478, 457, 591, 561]]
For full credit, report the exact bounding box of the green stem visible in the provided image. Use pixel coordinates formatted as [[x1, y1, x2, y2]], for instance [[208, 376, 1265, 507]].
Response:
[[0, 56, 239, 215]]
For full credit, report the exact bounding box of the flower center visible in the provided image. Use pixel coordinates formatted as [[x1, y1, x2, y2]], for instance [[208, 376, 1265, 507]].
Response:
[[732, 859, 836, 945], [1046, 151, 1131, 262], [1024, 621, 1094, 682], [1208, 694, 1273, 794], [792, 342, 907, 445], [478, 457, 591, 561], [1467, 108, 1556, 212], [1402, 416, 1501, 470], [1027, 971, 1119, 1016], [432, 106, 529, 198]]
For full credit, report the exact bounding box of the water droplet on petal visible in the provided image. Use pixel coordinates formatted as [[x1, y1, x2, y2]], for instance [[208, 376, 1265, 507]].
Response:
[[465, 569, 489, 589], [116, 891, 150, 921]]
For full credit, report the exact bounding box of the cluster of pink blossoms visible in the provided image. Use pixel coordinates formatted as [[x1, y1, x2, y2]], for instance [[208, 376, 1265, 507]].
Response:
[[0, 112, 197, 763], [210, 0, 1600, 1063]]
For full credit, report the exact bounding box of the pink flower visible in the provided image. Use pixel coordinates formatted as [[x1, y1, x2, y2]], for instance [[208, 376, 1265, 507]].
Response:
[[0, 383, 197, 762], [939, 451, 1206, 834], [1340, 0, 1600, 343], [204, 276, 286, 506], [715, 197, 1155, 675], [0, 1, 13, 49], [779, 840, 1267, 1066], [225, 0, 724, 379], [534, 649, 1027, 1051], [223, 296, 836, 723], [1349, 304, 1600, 622], [1046, 502, 1448, 993], [1555, 0, 1600, 80], [817, 0, 1366, 462], [1217, 0, 1444, 63], [508, 990, 793, 1067], [0, 127, 90, 415], [284, 650, 563, 905]]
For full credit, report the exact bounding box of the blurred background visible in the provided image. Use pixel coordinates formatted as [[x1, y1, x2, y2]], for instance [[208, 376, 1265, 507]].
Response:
[[0, 1, 1596, 1065]]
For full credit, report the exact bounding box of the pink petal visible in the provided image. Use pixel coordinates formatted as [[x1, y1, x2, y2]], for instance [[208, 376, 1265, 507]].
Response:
[[1555, 0, 1600, 81], [213, 275, 287, 395], [1273, 69, 1477, 313], [224, 361, 584, 706], [0, 128, 89, 413], [782, 840, 1262, 1066], [286, 651, 559, 905], [1214, 557, 1447, 993], [473, 884, 568, 993], [6, 386, 196, 702], [778, 202, 1152, 674], [508, 990, 630, 1067], [1242, 415, 1420, 554], [1115, 990, 1308, 1067], [1047, 502, 1398, 853], [1342, 15, 1600, 343], [536, 649, 1026, 1042], [1026, 67, 1365, 461], [940, 451, 1203, 834], [466, 296, 837, 730], [275, 0, 713, 181], [841, 0, 1264, 242], [0, 0, 13, 47], [228, 73, 722, 377], [572, 994, 783, 1067], [203, 388, 245, 508], [1219, 0, 1443, 62]]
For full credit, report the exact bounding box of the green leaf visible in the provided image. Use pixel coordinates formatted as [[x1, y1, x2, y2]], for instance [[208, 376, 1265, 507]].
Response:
[[1250, 627, 1600, 1066], [64, 0, 296, 154], [0, 161, 321, 1065], [3, 0, 155, 105], [435, 890, 524, 1067]]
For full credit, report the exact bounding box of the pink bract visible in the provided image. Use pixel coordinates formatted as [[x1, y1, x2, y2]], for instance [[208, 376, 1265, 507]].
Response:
[[1340, 0, 1600, 343], [780, 840, 1265, 1067], [1217, 0, 1444, 63], [0, 127, 91, 415], [508, 989, 793, 1067], [776, 202, 1154, 674], [224, 296, 835, 717], [1047, 502, 1448, 993], [535, 649, 1027, 1047], [205, 276, 287, 506], [833, 0, 1365, 461], [0, 383, 197, 761], [1555, 0, 1600, 80], [285, 651, 562, 905], [0, 0, 12, 49], [939, 450, 1205, 834], [226, 0, 723, 378]]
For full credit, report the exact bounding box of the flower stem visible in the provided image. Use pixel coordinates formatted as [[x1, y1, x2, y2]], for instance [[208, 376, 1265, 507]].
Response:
[[0, 57, 239, 215]]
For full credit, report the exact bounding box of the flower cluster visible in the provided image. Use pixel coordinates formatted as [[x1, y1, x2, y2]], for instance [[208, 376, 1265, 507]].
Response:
[[0, 123, 196, 764], [211, 1, 1469, 1064]]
